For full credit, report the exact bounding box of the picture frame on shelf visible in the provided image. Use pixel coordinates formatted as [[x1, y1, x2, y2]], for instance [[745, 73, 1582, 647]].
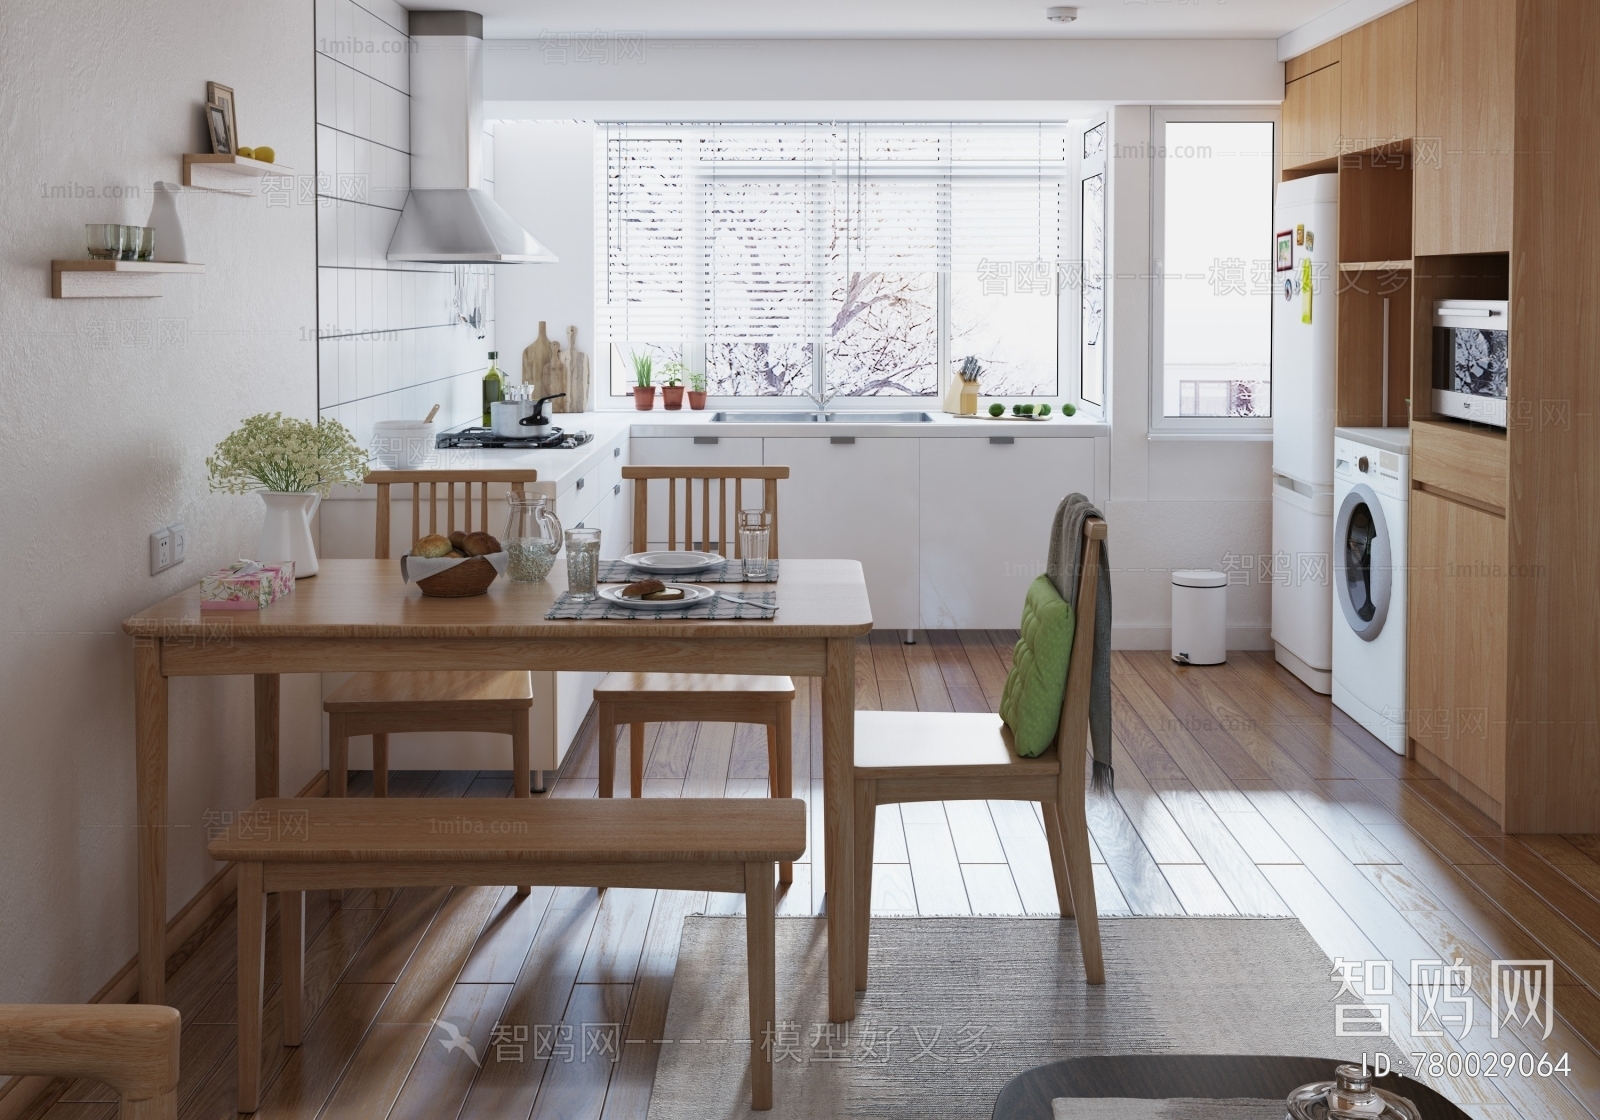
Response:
[[206, 81, 237, 148], [205, 101, 233, 155]]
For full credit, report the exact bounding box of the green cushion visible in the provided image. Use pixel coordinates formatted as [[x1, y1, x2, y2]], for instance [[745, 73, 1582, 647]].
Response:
[[998, 575, 1077, 758]]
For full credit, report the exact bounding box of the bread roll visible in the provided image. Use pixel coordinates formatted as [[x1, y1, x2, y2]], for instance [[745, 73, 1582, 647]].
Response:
[[449, 530, 467, 548], [413, 533, 453, 558], [463, 531, 501, 556]]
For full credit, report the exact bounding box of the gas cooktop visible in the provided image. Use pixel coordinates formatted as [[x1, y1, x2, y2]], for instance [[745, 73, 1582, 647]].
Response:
[[435, 427, 594, 450]]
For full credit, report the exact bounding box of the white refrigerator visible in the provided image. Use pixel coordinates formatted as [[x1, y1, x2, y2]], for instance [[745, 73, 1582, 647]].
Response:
[[1270, 173, 1338, 695]]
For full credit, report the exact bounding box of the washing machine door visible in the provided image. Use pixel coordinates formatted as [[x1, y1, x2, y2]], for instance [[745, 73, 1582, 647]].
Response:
[[1334, 483, 1392, 641]]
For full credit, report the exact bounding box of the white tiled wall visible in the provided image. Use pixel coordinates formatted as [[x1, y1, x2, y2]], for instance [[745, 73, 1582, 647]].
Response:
[[315, 0, 494, 446]]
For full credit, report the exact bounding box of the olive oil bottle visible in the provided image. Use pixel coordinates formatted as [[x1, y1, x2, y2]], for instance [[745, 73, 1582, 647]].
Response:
[[482, 351, 504, 426]]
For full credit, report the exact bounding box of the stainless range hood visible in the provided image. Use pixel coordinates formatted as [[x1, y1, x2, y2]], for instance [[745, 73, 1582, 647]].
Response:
[[387, 10, 556, 264]]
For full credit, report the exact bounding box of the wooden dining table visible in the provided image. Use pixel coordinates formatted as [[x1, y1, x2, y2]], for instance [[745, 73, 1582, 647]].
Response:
[[121, 558, 872, 1021]]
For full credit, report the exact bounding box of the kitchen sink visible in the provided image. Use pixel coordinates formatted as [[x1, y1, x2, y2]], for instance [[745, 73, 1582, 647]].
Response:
[[710, 410, 933, 424]]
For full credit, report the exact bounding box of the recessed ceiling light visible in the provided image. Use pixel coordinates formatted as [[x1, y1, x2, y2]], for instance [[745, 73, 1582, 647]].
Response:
[[1045, 6, 1079, 22]]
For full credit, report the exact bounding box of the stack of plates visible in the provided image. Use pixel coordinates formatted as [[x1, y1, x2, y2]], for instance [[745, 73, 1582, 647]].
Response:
[[620, 551, 727, 575], [598, 583, 717, 611]]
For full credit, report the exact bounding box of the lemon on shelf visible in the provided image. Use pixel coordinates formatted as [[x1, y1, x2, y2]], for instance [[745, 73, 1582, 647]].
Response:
[[251, 145, 275, 163], [236, 146, 254, 159]]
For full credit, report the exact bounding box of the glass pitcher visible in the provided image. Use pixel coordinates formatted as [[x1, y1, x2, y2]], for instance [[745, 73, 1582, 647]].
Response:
[[504, 492, 563, 582]]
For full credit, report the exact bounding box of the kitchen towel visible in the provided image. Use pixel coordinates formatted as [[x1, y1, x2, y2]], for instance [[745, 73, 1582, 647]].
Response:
[[1045, 493, 1113, 790], [544, 590, 777, 620], [597, 558, 779, 584]]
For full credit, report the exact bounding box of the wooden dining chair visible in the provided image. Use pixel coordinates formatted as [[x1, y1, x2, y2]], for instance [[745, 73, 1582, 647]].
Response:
[[0, 1004, 181, 1120], [323, 469, 543, 896], [594, 465, 797, 882], [851, 517, 1107, 988]]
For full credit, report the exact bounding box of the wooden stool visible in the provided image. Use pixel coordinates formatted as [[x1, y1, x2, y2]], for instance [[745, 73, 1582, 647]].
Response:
[[210, 797, 806, 1113], [595, 673, 796, 883]]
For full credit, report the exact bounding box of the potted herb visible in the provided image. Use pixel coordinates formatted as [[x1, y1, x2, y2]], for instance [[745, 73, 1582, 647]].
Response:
[[631, 352, 655, 411], [687, 368, 708, 410], [206, 412, 368, 577], [660, 360, 686, 410]]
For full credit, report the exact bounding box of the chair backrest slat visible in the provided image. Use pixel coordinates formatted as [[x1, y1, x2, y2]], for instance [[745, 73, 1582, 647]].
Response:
[[622, 466, 788, 556], [365, 469, 540, 560], [1053, 517, 1106, 798]]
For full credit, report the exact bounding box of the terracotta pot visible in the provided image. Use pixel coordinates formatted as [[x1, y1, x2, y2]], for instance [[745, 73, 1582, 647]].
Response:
[[661, 385, 685, 410], [632, 385, 655, 410], [688, 390, 708, 410]]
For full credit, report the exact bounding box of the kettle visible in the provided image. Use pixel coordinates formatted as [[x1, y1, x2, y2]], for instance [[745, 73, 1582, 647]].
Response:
[[517, 393, 565, 437]]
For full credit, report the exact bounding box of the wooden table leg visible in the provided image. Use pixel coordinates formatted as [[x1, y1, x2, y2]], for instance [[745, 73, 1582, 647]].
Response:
[[254, 674, 280, 800], [134, 640, 168, 1006], [822, 636, 856, 1021]]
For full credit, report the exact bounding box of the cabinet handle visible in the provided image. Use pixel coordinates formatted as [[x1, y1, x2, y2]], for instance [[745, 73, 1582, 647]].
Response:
[[613, 483, 621, 495], [613, 446, 621, 457], [694, 436, 719, 445], [989, 436, 1015, 445], [576, 477, 585, 490], [830, 436, 856, 445]]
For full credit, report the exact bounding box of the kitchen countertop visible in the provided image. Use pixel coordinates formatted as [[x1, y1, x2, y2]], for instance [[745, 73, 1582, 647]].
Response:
[[330, 407, 1106, 498]]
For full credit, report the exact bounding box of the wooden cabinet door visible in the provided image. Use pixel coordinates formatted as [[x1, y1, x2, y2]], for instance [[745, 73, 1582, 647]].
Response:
[[1414, 0, 1515, 254], [764, 436, 922, 630], [1283, 63, 1341, 169], [1341, 3, 1417, 150], [1407, 488, 1507, 814], [919, 436, 1097, 629]]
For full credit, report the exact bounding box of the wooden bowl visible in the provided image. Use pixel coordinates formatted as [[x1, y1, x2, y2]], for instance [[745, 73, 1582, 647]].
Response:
[[415, 555, 499, 597]]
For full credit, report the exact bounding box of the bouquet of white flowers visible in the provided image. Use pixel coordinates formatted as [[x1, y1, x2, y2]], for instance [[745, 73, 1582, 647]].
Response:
[[206, 413, 368, 497]]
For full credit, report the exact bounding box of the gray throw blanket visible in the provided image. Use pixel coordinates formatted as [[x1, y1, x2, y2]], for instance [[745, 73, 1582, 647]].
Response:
[[1045, 493, 1113, 791]]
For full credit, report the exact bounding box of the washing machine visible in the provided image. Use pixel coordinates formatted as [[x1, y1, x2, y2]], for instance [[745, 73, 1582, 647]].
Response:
[[1331, 427, 1410, 753]]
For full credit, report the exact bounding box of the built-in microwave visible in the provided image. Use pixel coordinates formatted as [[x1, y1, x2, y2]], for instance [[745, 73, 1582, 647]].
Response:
[[1432, 299, 1509, 428]]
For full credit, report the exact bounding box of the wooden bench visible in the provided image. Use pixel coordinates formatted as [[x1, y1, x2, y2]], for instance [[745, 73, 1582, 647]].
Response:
[[0, 1004, 180, 1120], [209, 797, 807, 1113]]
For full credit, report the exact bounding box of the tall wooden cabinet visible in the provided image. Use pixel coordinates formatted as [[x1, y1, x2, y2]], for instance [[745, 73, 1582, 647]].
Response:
[[1283, 0, 1600, 832]]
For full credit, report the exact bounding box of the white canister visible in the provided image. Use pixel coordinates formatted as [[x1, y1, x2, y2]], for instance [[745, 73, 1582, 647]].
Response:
[[1171, 570, 1227, 665]]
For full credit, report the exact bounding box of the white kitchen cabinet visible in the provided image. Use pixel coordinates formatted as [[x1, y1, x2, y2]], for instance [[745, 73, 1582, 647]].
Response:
[[764, 436, 921, 630], [919, 436, 1097, 628]]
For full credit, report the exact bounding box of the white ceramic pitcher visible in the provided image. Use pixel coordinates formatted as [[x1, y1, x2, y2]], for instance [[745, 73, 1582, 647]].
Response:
[[258, 491, 321, 577]]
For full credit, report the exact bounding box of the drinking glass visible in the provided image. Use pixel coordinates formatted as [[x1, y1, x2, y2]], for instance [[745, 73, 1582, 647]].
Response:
[[117, 224, 141, 261], [739, 509, 771, 578], [86, 223, 120, 260], [135, 226, 155, 261], [504, 492, 562, 582], [565, 528, 601, 601]]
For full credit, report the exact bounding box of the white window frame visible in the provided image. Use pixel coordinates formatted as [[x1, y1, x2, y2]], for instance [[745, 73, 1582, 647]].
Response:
[[1148, 105, 1280, 438], [596, 120, 1097, 413]]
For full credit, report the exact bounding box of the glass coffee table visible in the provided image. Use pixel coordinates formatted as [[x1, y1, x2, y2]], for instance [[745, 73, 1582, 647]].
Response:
[[992, 1055, 1471, 1120]]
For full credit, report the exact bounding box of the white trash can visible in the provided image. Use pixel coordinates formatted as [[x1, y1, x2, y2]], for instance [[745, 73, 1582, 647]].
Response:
[[1171, 570, 1227, 665]]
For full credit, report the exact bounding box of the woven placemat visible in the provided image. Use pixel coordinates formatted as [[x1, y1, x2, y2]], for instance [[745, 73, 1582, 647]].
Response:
[[544, 589, 777, 620], [597, 558, 778, 584]]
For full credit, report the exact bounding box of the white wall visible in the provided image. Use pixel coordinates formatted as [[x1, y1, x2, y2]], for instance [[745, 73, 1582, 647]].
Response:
[[314, 0, 496, 447], [0, 0, 322, 1007], [491, 121, 597, 392], [1103, 106, 1272, 650], [484, 37, 1283, 110]]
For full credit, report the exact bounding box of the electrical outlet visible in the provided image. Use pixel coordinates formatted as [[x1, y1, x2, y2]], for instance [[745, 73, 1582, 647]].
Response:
[[169, 521, 187, 564], [149, 527, 173, 575]]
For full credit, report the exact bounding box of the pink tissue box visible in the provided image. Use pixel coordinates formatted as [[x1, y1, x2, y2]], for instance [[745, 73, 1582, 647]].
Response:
[[200, 561, 296, 609]]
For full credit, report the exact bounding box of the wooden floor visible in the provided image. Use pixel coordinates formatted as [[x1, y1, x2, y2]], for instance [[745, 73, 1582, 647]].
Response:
[[25, 638, 1600, 1120]]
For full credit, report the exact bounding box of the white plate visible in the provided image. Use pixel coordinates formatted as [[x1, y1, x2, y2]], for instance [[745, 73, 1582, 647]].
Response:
[[597, 583, 716, 611], [620, 550, 728, 574]]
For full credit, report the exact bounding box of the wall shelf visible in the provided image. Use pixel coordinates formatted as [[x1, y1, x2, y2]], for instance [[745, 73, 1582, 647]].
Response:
[[51, 259, 205, 299], [1338, 260, 1412, 272], [181, 153, 293, 194]]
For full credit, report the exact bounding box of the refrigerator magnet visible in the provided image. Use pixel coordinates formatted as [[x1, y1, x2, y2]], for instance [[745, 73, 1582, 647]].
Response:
[[1305, 230, 1315, 251], [1284, 278, 1295, 301], [1296, 223, 1305, 245], [1300, 258, 1314, 324], [1276, 231, 1295, 271]]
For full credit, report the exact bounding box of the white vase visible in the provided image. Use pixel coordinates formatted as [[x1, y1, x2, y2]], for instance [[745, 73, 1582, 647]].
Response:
[[147, 181, 189, 263], [258, 491, 321, 577]]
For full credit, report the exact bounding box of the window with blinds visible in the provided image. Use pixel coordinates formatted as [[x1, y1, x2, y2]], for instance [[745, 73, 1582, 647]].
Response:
[[597, 121, 1095, 399]]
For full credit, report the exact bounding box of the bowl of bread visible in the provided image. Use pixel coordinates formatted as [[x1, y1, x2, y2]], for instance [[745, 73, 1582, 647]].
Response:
[[404, 530, 507, 597]]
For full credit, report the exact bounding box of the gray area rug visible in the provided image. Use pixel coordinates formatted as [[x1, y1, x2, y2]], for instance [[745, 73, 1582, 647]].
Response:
[[646, 916, 1400, 1120]]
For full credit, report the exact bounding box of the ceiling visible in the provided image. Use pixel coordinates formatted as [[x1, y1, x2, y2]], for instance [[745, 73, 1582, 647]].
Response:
[[426, 0, 1350, 41]]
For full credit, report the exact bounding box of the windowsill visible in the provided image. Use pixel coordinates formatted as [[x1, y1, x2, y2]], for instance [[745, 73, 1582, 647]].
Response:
[[1145, 429, 1272, 442]]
